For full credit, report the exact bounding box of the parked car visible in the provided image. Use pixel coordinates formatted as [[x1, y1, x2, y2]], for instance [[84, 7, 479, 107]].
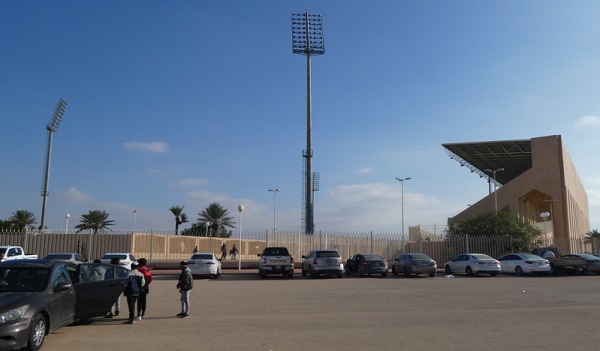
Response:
[[444, 253, 501, 277], [531, 247, 587, 275], [345, 254, 388, 277], [257, 247, 294, 279], [498, 253, 551, 276], [392, 253, 437, 277], [0, 259, 128, 351], [301, 250, 344, 278], [188, 253, 222, 278], [562, 254, 600, 274], [43, 252, 85, 264], [99, 253, 137, 270]]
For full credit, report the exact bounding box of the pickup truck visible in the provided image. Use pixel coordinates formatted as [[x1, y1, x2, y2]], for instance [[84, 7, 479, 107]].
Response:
[[257, 247, 294, 279], [0, 245, 38, 262], [531, 247, 587, 275]]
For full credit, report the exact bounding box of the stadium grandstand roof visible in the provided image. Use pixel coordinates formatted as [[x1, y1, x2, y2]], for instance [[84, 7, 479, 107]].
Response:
[[442, 138, 533, 186]]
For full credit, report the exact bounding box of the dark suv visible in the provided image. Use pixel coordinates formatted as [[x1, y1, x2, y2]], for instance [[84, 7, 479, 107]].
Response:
[[301, 250, 344, 278]]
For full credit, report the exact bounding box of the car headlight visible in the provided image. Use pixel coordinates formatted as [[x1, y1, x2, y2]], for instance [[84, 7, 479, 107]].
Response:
[[0, 306, 29, 324]]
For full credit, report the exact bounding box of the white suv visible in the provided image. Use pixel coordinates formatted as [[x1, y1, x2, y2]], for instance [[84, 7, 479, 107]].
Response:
[[301, 250, 344, 278]]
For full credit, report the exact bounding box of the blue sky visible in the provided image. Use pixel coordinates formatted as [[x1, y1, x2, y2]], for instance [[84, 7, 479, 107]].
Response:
[[1, 1, 599, 233]]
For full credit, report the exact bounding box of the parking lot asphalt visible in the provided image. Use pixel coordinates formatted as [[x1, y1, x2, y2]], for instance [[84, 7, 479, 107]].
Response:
[[42, 271, 600, 351]]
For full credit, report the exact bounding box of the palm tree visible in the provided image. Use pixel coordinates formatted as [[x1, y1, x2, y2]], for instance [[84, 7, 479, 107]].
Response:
[[8, 210, 37, 232], [197, 203, 236, 238], [75, 210, 115, 234], [584, 229, 600, 254], [169, 205, 189, 235]]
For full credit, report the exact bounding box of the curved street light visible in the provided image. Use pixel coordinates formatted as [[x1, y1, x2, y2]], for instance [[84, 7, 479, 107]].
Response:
[[268, 188, 280, 230]]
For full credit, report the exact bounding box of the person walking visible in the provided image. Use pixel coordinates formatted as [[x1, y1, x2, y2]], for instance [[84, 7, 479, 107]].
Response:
[[230, 244, 238, 260], [193, 246, 199, 254], [105, 257, 122, 318], [123, 261, 145, 324], [176, 261, 193, 318], [137, 258, 152, 320], [220, 242, 227, 261]]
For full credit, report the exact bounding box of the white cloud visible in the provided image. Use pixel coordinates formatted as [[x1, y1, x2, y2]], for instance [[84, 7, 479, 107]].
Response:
[[356, 168, 374, 174], [61, 187, 95, 203], [173, 178, 209, 188], [575, 116, 600, 128], [123, 141, 169, 153]]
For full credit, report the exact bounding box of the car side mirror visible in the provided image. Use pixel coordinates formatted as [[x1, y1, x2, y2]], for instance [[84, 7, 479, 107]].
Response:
[[54, 282, 72, 291]]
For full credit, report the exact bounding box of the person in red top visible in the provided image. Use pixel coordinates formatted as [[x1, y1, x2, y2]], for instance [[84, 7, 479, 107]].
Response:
[[136, 257, 152, 320]]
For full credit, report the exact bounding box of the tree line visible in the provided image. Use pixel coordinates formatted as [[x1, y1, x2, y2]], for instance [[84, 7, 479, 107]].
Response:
[[0, 202, 237, 237]]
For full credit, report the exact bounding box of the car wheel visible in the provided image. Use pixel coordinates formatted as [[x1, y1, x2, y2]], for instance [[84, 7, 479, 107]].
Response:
[[550, 263, 557, 275], [301, 267, 307, 276], [515, 266, 524, 276], [403, 267, 410, 277], [381, 272, 387, 278], [392, 266, 398, 276], [428, 272, 436, 277], [259, 270, 266, 279], [490, 272, 498, 277], [25, 313, 46, 351], [309, 267, 317, 279], [358, 267, 364, 277], [287, 270, 294, 279], [466, 266, 474, 276], [337, 272, 343, 278], [445, 265, 452, 275]]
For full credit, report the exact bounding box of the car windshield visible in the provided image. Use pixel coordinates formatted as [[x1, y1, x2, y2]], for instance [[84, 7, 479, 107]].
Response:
[[317, 251, 340, 258], [519, 254, 544, 260], [408, 253, 430, 260], [363, 254, 384, 261], [263, 248, 290, 256], [576, 254, 599, 260], [0, 267, 49, 292], [45, 254, 73, 260], [192, 254, 214, 260], [472, 254, 494, 260], [101, 254, 127, 260]]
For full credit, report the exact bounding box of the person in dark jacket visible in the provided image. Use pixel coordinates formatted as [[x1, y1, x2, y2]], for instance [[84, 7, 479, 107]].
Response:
[[220, 242, 227, 260], [176, 261, 193, 318], [123, 261, 145, 324], [136, 258, 152, 320]]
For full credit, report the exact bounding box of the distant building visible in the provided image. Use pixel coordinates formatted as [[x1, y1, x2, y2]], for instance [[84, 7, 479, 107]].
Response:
[[443, 135, 589, 253]]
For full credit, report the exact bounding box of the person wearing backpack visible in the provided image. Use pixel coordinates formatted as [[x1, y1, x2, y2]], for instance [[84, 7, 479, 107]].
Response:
[[123, 261, 145, 324]]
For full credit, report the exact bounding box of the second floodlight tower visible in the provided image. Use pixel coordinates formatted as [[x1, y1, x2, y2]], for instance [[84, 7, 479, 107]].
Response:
[[292, 12, 325, 234], [40, 98, 68, 231]]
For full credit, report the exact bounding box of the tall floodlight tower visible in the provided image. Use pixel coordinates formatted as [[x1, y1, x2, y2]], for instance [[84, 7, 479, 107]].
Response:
[[39, 98, 68, 231], [292, 12, 324, 234]]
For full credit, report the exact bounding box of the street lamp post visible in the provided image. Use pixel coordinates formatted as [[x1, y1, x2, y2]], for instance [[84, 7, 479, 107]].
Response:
[[395, 177, 411, 240], [65, 213, 70, 234], [484, 168, 504, 211], [132, 209, 137, 233], [205, 222, 211, 251], [268, 188, 280, 230], [237, 205, 244, 271], [540, 211, 550, 246]]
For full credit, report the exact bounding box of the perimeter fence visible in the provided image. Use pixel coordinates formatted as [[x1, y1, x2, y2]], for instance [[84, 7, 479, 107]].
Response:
[[1, 226, 597, 266]]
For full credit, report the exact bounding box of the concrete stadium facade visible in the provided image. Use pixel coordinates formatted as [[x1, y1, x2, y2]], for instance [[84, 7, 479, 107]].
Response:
[[446, 135, 589, 253]]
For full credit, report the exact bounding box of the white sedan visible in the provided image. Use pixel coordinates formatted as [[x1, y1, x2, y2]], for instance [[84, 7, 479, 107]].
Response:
[[444, 253, 501, 277], [498, 253, 551, 276], [188, 253, 222, 279]]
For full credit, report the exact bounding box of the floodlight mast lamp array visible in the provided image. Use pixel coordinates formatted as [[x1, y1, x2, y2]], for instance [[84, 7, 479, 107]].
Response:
[[40, 98, 68, 231], [292, 12, 324, 234]]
